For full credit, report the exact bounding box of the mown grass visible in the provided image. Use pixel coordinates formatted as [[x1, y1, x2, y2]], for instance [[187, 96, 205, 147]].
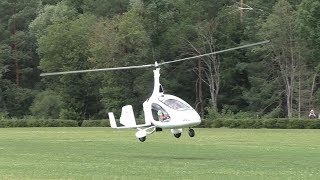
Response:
[[0, 128, 320, 179]]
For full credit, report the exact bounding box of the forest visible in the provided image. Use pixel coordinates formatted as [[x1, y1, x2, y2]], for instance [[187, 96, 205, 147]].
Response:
[[0, 0, 319, 122]]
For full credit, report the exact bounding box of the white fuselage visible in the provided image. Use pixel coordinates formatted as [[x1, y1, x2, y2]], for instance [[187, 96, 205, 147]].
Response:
[[143, 94, 201, 128], [142, 68, 201, 129]]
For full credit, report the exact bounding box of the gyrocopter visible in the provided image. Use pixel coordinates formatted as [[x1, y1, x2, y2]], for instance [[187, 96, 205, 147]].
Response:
[[40, 40, 269, 142]]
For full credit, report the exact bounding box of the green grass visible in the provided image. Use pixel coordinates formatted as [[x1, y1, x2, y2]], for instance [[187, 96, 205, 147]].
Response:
[[0, 128, 320, 179]]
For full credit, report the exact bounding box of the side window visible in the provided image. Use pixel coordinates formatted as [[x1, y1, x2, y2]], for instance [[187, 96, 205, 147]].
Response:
[[151, 103, 170, 121]]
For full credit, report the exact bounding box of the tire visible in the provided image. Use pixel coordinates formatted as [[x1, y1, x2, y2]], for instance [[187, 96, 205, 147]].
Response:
[[138, 136, 146, 142], [188, 128, 195, 137], [174, 133, 181, 138]]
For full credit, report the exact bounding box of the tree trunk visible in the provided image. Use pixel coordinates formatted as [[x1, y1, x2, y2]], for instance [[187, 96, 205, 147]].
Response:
[[188, 20, 220, 114], [310, 73, 317, 106], [196, 59, 204, 118], [298, 72, 301, 119], [11, 8, 20, 86]]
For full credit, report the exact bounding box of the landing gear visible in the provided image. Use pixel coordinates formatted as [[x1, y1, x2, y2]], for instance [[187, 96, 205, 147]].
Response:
[[171, 128, 182, 138], [138, 136, 146, 142], [173, 133, 181, 138], [135, 126, 156, 142], [188, 128, 195, 137], [136, 129, 147, 142]]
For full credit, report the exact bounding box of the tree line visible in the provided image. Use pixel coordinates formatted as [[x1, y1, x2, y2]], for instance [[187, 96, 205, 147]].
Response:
[[0, 0, 319, 122]]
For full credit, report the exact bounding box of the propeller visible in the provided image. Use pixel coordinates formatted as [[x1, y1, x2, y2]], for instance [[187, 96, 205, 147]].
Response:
[[40, 40, 269, 76]]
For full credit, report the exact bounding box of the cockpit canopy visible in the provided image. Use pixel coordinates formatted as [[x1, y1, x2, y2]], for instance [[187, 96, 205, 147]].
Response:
[[149, 95, 194, 122], [159, 97, 192, 111]]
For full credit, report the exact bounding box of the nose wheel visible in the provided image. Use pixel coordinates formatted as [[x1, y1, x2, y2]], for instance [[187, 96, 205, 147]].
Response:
[[188, 128, 195, 137]]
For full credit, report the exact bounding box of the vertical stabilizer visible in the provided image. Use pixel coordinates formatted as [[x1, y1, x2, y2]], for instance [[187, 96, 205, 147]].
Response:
[[120, 105, 137, 127]]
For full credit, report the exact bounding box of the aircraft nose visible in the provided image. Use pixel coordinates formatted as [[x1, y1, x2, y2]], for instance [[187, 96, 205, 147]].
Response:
[[182, 118, 201, 126]]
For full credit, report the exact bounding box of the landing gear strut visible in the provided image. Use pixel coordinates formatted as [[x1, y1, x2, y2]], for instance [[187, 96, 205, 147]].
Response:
[[188, 128, 195, 137]]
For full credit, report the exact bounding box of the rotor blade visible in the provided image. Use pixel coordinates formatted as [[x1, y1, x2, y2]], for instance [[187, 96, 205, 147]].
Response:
[[158, 40, 269, 66], [40, 64, 154, 76], [41, 40, 269, 76]]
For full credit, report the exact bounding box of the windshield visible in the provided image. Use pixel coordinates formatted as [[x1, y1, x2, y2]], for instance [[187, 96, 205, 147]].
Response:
[[161, 99, 191, 110]]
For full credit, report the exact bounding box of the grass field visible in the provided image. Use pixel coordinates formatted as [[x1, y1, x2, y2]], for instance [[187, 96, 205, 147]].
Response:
[[0, 128, 320, 180]]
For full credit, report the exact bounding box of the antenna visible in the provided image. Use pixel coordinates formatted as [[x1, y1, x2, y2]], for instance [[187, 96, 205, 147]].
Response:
[[40, 40, 269, 76]]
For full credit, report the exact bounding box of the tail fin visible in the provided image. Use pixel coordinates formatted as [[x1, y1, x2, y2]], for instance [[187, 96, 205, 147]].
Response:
[[108, 112, 117, 128], [120, 105, 136, 127]]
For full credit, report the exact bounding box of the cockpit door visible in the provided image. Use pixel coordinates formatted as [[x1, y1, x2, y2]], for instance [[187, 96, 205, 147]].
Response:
[[151, 103, 170, 122]]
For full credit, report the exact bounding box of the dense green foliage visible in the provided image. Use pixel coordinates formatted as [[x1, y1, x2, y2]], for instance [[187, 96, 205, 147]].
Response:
[[81, 119, 109, 127], [1, 128, 320, 179], [0, 0, 319, 119], [30, 90, 63, 118], [208, 118, 320, 129]]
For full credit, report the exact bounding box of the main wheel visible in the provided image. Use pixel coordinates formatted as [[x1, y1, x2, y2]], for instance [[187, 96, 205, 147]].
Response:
[[188, 128, 195, 137], [174, 133, 181, 138], [138, 136, 146, 142]]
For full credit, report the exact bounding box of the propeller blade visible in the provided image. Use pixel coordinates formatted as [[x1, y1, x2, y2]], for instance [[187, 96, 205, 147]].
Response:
[[40, 64, 154, 76], [158, 40, 269, 66]]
